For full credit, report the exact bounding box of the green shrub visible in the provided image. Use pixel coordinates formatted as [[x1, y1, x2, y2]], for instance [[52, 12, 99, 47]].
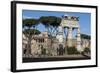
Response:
[[83, 47, 90, 53], [45, 48, 52, 56], [67, 47, 80, 55]]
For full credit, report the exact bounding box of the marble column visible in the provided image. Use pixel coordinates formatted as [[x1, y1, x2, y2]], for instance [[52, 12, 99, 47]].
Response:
[[76, 28, 83, 52], [57, 26, 64, 43], [67, 27, 73, 47]]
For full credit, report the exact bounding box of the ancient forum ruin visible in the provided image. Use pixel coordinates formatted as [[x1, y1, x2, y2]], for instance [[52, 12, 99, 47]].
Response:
[[22, 14, 90, 57]]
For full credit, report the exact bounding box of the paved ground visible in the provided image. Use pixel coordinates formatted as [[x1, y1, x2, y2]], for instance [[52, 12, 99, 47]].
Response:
[[42, 54, 87, 58], [23, 54, 91, 63]]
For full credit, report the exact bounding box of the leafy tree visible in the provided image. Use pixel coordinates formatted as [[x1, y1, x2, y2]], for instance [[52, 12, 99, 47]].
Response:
[[23, 19, 39, 29], [39, 16, 61, 48], [39, 16, 61, 36], [23, 18, 40, 56], [80, 34, 91, 39], [23, 29, 41, 36]]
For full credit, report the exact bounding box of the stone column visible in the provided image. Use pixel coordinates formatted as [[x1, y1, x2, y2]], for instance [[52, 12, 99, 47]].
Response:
[[76, 28, 83, 52], [67, 27, 73, 47], [58, 26, 64, 43]]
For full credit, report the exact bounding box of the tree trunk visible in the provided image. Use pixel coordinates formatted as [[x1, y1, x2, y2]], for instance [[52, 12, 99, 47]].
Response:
[[25, 29, 32, 57], [25, 36, 31, 57]]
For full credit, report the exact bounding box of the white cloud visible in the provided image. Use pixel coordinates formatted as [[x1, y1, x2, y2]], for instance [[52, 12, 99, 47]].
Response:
[[23, 16, 34, 19], [63, 13, 69, 16]]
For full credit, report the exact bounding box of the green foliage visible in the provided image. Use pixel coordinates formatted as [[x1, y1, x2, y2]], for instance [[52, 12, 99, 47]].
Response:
[[39, 16, 61, 27], [81, 34, 91, 39], [23, 19, 39, 28], [40, 47, 53, 56], [23, 29, 41, 36], [41, 48, 46, 55], [39, 16, 49, 25], [67, 47, 80, 55], [39, 16, 61, 38], [83, 47, 90, 53]]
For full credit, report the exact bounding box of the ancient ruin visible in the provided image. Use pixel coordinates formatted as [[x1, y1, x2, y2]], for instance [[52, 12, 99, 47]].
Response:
[[22, 14, 90, 57]]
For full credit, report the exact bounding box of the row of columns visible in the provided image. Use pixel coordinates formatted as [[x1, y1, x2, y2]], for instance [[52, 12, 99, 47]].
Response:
[[66, 27, 83, 52]]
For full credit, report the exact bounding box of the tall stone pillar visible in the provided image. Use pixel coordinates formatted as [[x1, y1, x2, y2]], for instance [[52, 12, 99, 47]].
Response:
[[76, 28, 83, 52], [67, 27, 73, 47], [56, 26, 64, 44]]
